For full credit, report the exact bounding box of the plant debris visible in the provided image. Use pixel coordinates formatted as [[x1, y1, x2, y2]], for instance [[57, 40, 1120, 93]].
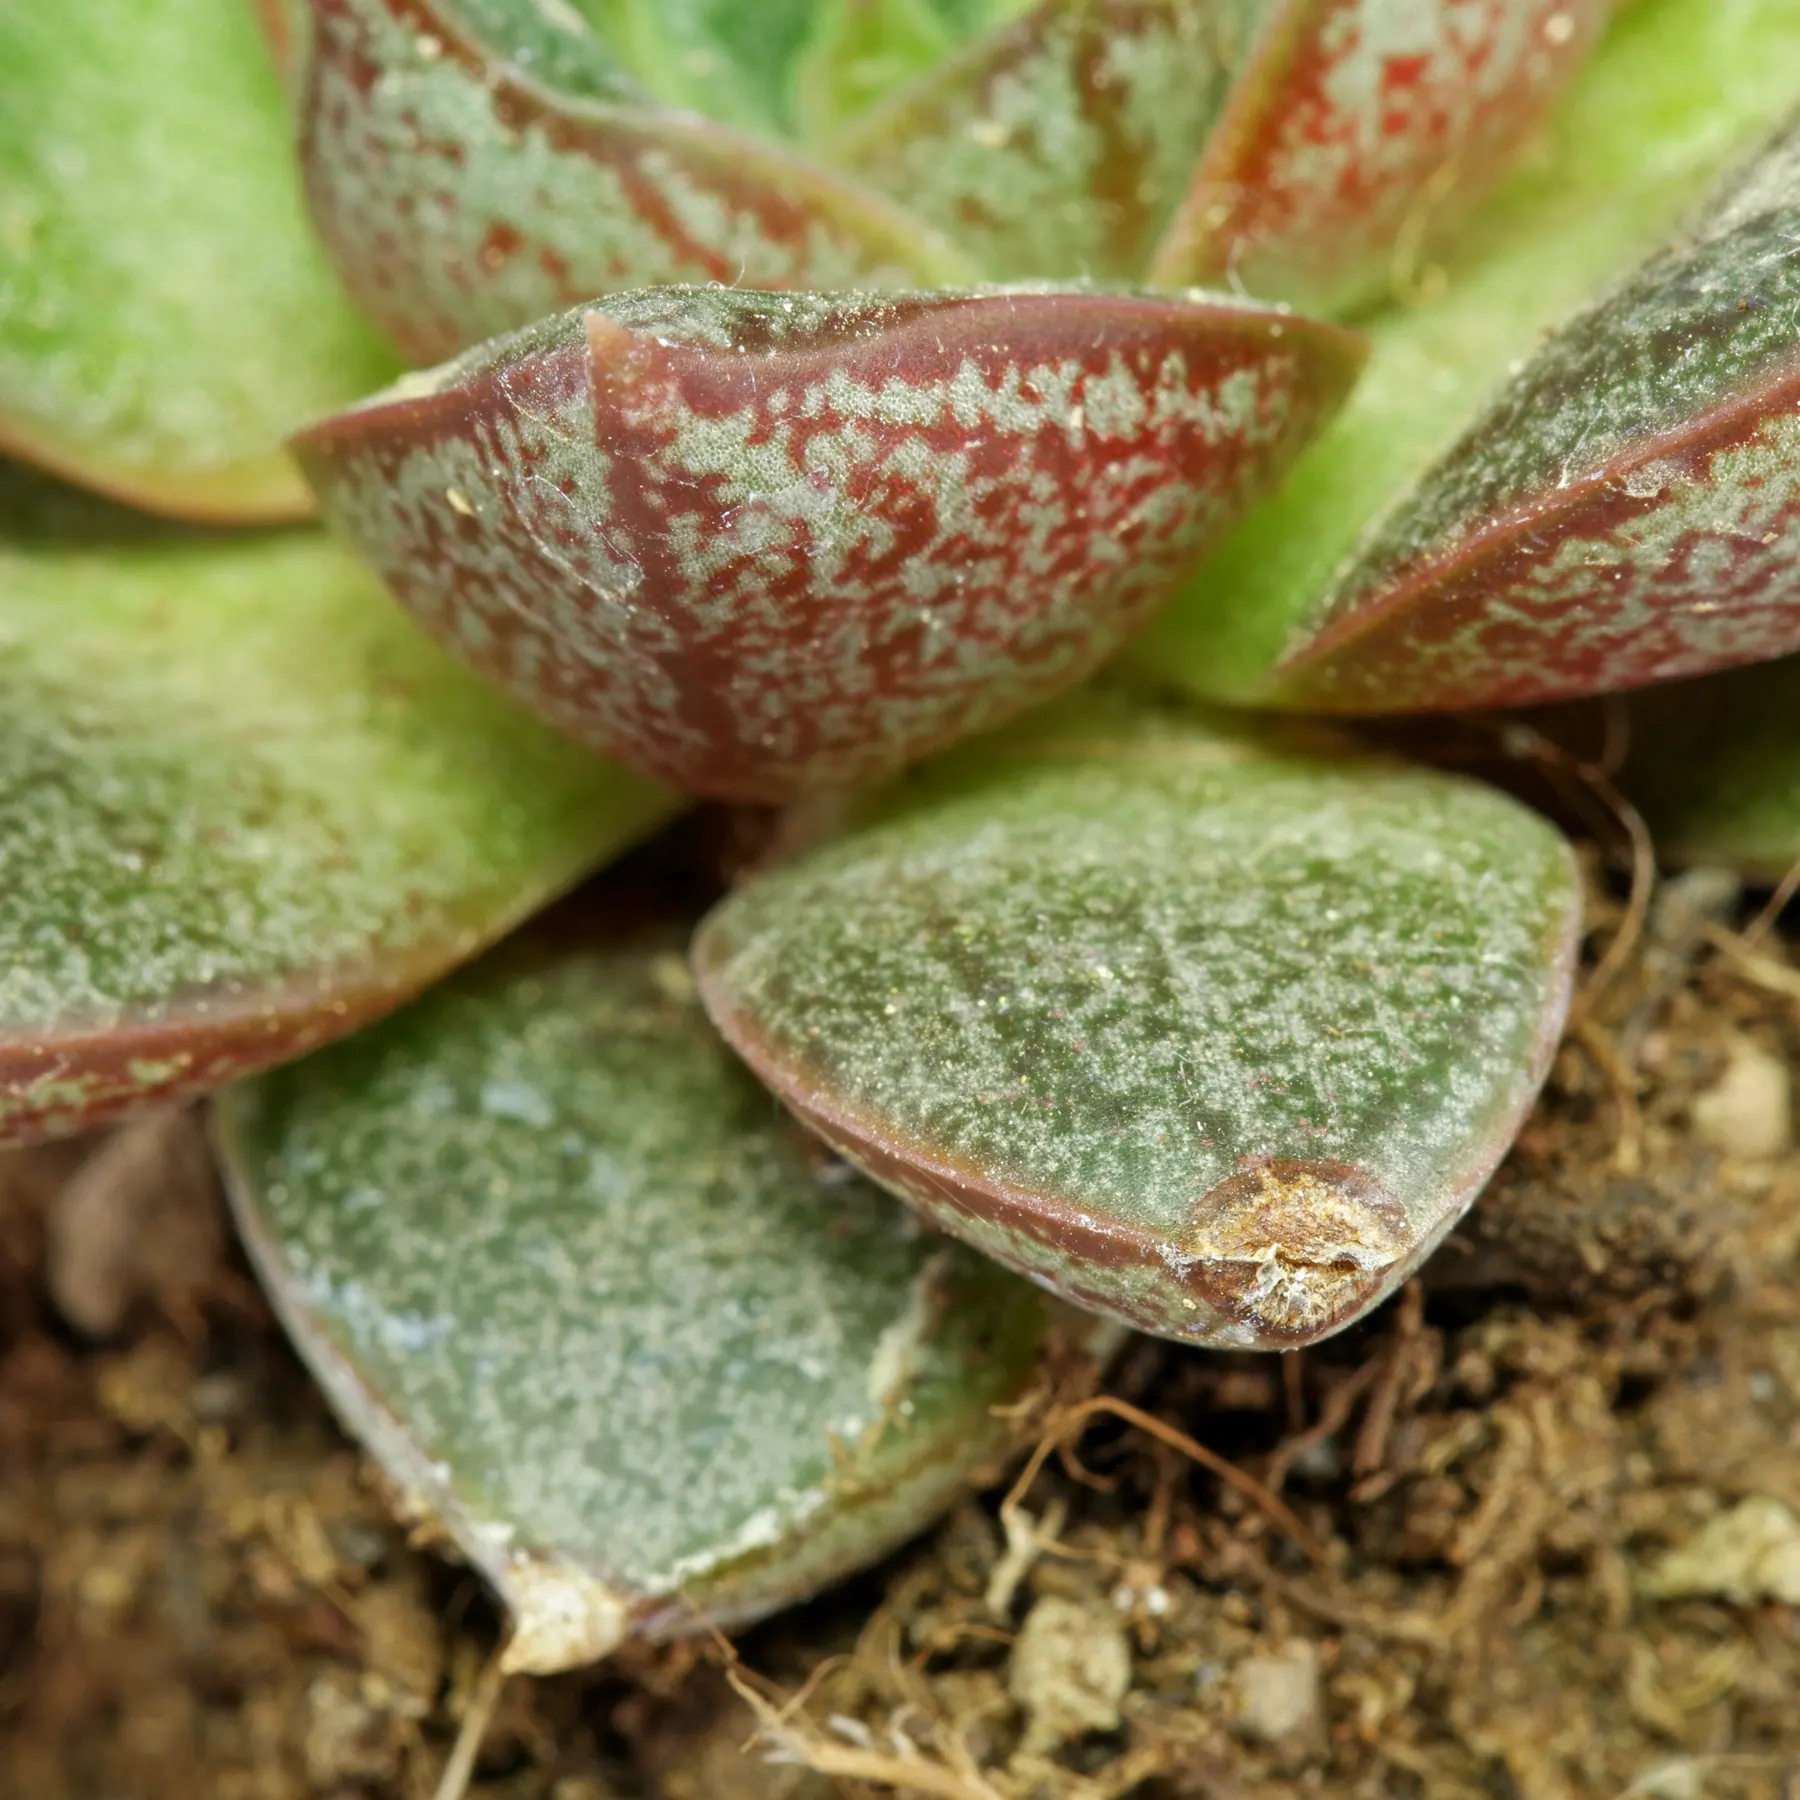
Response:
[[3, 862, 1799, 1799]]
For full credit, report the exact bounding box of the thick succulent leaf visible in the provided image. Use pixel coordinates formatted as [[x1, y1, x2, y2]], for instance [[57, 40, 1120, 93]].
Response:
[[217, 920, 1097, 1675], [295, 284, 1362, 802], [1266, 114, 1800, 712], [0, 0, 399, 522], [794, 0, 1037, 140], [1149, 0, 1612, 314], [584, 0, 834, 136], [830, 0, 1269, 281], [298, 0, 970, 364], [693, 697, 1581, 1351], [0, 470, 673, 1148], [1558, 656, 1800, 879], [591, 0, 1030, 139], [1131, 0, 1800, 714]]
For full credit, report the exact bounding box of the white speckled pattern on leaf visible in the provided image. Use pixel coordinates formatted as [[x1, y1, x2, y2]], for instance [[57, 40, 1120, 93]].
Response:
[[694, 697, 1581, 1349], [217, 921, 1099, 1673], [0, 469, 673, 1146]]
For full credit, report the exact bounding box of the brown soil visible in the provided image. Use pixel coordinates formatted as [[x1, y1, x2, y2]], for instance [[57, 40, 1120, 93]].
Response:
[[3, 853, 1799, 1800]]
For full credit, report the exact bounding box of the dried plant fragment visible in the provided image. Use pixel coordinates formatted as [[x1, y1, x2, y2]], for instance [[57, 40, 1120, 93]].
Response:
[[694, 696, 1581, 1349], [217, 918, 1097, 1674], [0, 0, 398, 520], [0, 470, 672, 1148], [1150, 0, 1611, 314], [1136, 0, 1800, 710], [832, 0, 1258, 281], [296, 0, 968, 363], [295, 285, 1361, 801]]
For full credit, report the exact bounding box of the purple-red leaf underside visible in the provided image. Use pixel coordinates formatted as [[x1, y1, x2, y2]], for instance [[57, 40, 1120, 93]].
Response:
[[1150, 0, 1612, 312], [1264, 114, 1800, 713], [298, 0, 966, 363], [294, 284, 1363, 802]]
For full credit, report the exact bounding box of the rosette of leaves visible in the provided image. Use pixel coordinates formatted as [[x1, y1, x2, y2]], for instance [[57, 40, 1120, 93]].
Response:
[[9, 0, 1800, 1691]]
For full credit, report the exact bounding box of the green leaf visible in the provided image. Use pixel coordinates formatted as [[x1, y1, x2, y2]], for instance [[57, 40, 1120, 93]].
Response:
[[583, 0, 831, 136], [216, 917, 1100, 1674], [296, 283, 1361, 801], [0, 469, 674, 1148], [0, 0, 400, 521], [587, 0, 1031, 139], [1558, 655, 1800, 880], [1266, 113, 1800, 712], [1132, 0, 1800, 709], [793, 0, 1036, 141], [694, 695, 1581, 1350], [830, 0, 1260, 281], [1149, 0, 1612, 314], [298, 0, 971, 364]]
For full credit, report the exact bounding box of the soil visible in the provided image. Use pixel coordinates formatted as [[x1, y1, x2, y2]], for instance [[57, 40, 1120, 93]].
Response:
[[3, 843, 1799, 1800]]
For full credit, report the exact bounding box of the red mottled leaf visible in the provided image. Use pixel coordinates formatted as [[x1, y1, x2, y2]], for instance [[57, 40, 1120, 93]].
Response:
[[1149, 0, 1612, 312], [297, 0, 969, 363], [1129, 0, 1800, 712], [293, 284, 1363, 802], [831, 0, 1258, 281], [1262, 114, 1800, 714]]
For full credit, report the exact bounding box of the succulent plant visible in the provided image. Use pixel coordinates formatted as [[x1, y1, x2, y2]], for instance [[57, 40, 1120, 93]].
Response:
[[8, 0, 1800, 1700]]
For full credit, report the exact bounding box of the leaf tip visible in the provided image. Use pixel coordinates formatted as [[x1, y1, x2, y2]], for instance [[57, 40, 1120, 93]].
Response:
[[1177, 1159, 1412, 1346], [498, 1558, 632, 1675]]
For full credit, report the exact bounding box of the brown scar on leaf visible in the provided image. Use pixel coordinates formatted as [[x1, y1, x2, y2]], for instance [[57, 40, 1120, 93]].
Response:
[[1178, 1159, 1412, 1345]]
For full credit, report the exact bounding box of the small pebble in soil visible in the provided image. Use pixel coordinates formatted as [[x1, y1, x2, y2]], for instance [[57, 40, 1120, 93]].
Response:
[[1691, 1037, 1792, 1160], [1641, 1495, 1800, 1605], [1007, 1595, 1132, 1754], [1231, 1639, 1325, 1768]]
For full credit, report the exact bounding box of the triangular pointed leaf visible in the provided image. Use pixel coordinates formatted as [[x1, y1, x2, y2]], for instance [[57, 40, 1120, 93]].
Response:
[[830, 0, 1264, 281], [1132, 0, 1800, 715], [0, 0, 399, 521], [298, 0, 971, 363], [217, 918, 1101, 1674], [1149, 0, 1610, 314], [1268, 113, 1800, 713], [295, 284, 1362, 801], [0, 471, 674, 1147], [694, 697, 1580, 1350]]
